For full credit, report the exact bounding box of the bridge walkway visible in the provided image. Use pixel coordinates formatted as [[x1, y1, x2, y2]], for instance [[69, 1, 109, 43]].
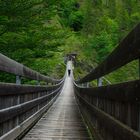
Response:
[[22, 64, 91, 140]]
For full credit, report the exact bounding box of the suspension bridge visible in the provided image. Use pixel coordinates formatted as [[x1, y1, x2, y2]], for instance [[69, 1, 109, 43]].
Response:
[[0, 23, 140, 140]]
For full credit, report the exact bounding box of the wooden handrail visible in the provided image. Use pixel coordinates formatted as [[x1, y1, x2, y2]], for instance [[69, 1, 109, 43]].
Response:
[[0, 53, 60, 84], [0, 82, 61, 95], [0, 78, 64, 138], [75, 92, 140, 140], [75, 79, 140, 102], [74, 79, 140, 139], [0, 87, 61, 123], [78, 23, 140, 83]]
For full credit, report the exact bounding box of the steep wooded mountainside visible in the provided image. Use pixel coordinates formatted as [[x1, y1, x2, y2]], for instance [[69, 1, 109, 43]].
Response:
[[0, 0, 140, 84]]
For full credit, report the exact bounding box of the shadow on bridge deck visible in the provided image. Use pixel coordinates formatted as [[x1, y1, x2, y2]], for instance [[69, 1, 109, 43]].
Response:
[[22, 62, 91, 140]]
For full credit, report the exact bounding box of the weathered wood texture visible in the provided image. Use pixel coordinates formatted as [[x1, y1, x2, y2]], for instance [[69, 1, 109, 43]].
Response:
[[0, 53, 60, 84], [77, 79, 140, 102], [22, 76, 90, 140], [74, 22, 140, 139], [0, 81, 62, 96], [78, 23, 140, 83], [74, 81, 140, 140], [0, 80, 64, 139]]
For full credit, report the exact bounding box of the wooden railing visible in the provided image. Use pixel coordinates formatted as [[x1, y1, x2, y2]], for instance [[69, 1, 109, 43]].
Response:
[[0, 54, 64, 140], [78, 23, 140, 84], [0, 53, 60, 84], [74, 23, 140, 140]]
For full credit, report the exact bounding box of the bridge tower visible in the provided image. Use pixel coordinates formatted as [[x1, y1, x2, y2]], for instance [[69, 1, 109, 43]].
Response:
[[64, 53, 77, 66]]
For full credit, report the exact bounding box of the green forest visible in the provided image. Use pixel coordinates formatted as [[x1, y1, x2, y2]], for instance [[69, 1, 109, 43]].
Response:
[[0, 0, 140, 84]]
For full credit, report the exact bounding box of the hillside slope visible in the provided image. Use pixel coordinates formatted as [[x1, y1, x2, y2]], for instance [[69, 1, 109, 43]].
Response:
[[0, 0, 140, 84]]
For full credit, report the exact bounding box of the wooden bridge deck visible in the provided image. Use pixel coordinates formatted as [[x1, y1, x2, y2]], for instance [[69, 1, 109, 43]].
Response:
[[22, 75, 91, 140]]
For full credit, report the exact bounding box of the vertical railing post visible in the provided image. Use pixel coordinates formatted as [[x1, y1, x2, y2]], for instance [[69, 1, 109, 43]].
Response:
[[16, 75, 21, 85], [36, 80, 40, 111], [97, 77, 102, 87], [86, 82, 89, 88], [16, 75, 21, 126], [96, 77, 102, 108], [36, 80, 40, 86], [139, 59, 140, 78], [138, 58, 140, 132]]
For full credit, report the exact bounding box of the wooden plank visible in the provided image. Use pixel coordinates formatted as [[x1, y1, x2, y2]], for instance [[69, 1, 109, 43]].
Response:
[[0, 53, 60, 84], [75, 79, 140, 102], [0, 87, 61, 123], [0, 92, 59, 140], [22, 75, 90, 140], [0, 82, 63, 96], [76, 93, 140, 140], [78, 23, 140, 83]]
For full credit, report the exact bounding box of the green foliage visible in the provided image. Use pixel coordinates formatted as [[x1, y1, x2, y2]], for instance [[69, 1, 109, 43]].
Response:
[[0, 0, 140, 84], [0, 0, 66, 83], [88, 32, 112, 62], [57, 0, 83, 31], [68, 11, 84, 31], [75, 0, 140, 83], [105, 60, 139, 84]]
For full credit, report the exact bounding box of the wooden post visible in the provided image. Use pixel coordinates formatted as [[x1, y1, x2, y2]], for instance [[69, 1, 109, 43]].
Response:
[[36, 80, 40, 111], [16, 75, 21, 85], [97, 78, 102, 87], [97, 78, 102, 108], [16, 75, 21, 126], [86, 82, 89, 88], [139, 107, 140, 132], [139, 59, 140, 78], [36, 80, 40, 86], [138, 58, 140, 132]]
